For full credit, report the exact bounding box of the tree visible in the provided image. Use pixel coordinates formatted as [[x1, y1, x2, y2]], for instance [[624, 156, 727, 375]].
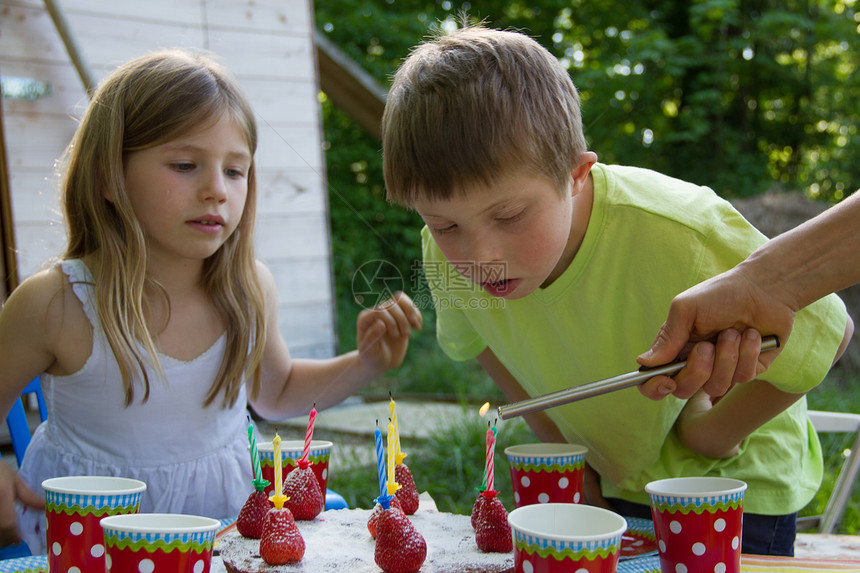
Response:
[[315, 0, 860, 345]]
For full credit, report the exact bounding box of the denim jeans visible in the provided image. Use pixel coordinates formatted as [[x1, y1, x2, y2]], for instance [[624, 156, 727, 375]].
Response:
[[606, 498, 797, 556]]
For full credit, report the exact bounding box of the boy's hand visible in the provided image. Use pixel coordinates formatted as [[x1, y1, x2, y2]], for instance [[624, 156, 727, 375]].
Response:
[[0, 462, 43, 547], [356, 291, 423, 375], [676, 389, 741, 459]]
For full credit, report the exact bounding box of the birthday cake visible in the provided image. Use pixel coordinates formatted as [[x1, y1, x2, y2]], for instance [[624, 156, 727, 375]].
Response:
[[219, 504, 514, 573]]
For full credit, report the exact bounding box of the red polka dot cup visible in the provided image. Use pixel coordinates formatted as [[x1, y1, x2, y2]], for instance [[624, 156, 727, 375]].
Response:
[[258, 439, 332, 497], [508, 503, 627, 573], [42, 476, 146, 573], [505, 443, 588, 508], [101, 513, 220, 572], [645, 477, 747, 573]]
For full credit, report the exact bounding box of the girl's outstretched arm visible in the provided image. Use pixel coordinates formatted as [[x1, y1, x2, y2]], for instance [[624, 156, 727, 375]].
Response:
[[249, 262, 422, 420]]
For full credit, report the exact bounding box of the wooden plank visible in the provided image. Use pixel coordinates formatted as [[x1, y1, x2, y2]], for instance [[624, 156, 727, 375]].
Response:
[[254, 214, 329, 260], [255, 168, 327, 215], [6, 171, 63, 223], [205, 28, 315, 81], [278, 301, 335, 351], [0, 60, 89, 117], [11, 220, 67, 274], [2, 115, 74, 171], [1, 0, 335, 356], [256, 125, 324, 172], [241, 77, 319, 125], [267, 258, 333, 306], [203, 0, 311, 35]]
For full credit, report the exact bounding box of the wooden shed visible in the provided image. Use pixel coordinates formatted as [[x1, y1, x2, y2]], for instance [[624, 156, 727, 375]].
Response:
[[0, 0, 347, 358]]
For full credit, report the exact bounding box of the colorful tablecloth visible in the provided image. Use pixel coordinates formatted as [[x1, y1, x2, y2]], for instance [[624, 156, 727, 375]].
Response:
[[3, 553, 860, 573]]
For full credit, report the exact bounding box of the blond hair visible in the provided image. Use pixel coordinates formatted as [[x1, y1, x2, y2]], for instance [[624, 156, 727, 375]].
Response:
[[61, 48, 265, 408], [383, 25, 587, 206]]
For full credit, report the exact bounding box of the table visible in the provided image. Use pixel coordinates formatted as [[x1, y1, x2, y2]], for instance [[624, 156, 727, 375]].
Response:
[[2, 551, 859, 573]]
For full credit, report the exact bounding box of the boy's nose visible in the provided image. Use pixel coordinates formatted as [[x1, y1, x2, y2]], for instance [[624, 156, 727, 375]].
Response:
[[463, 234, 503, 266]]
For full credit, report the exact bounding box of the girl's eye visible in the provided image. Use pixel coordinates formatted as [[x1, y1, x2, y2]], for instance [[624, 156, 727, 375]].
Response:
[[171, 162, 195, 172], [225, 167, 246, 178]]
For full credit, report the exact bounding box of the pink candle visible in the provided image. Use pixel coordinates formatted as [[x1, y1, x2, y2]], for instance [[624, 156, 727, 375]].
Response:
[[486, 424, 497, 493], [301, 405, 317, 465]]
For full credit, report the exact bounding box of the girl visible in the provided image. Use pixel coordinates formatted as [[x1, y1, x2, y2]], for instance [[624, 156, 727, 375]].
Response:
[[0, 49, 421, 553]]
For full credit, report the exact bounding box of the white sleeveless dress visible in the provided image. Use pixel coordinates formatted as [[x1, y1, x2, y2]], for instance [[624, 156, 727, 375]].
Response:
[[17, 259, 253, 554]]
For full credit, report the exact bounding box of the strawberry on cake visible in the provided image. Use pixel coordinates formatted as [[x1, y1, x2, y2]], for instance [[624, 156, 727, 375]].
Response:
[[219, 498, 514, 573]]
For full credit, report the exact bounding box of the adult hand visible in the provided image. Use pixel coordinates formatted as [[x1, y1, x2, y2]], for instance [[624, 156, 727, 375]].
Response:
[[0, 462, 43, 548], [636, 265, 794, 400], [356, 291, 423, 375]]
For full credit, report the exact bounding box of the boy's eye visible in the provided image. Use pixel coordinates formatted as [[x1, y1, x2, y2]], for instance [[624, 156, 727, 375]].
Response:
[[497, 210, 524, 223], [433, 224, 457, 234]]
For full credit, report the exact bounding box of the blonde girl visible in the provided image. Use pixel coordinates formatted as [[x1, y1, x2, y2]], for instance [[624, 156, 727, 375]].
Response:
[[0, 49, 421, 553]]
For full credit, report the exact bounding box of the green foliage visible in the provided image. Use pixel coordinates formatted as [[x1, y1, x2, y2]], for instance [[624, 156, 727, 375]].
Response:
[[317, 0, 860, 202]]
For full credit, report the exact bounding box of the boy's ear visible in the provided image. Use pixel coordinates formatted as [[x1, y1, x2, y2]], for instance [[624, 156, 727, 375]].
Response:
[[570, 151, 598, 194]]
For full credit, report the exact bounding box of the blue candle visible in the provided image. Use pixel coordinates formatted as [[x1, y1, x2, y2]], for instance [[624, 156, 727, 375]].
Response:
[[375, 423, 386, 499]]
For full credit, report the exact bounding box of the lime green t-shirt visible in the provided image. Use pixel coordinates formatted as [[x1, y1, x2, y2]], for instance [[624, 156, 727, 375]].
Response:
[[422, 163, 847, 515]]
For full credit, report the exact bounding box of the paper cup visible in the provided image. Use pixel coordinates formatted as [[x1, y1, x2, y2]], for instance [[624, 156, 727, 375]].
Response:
[[505, 443, 588, 507], [645, 477, 747, 573], [258, 439, 333, 497], [101, 513, 220, 572], [509, 503, 627, 573], [43, 476, 146, 572]]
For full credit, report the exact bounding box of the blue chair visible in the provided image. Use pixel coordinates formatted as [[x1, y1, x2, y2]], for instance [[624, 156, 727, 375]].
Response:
[[325, 489, 349, 511], [1, 377, 45, 559], [5, 377, 47, 467]]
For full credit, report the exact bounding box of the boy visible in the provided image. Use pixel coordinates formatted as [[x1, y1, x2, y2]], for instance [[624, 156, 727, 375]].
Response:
[[381, 25, 853, 555]]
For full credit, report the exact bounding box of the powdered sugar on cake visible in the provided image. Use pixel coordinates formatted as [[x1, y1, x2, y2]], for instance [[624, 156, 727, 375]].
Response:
[[219, 505, 513, 572]]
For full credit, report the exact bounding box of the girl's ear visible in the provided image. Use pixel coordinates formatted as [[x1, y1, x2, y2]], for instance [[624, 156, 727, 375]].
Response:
[[101, 181, 114, 203]]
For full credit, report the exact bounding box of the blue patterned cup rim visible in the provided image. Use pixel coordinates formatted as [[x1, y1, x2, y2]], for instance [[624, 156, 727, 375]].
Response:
[[644, 477, 747, 500], [504, 443, 588, 458], [258, 440, 333, 458], [508, 503, 628, 544], [100, 513, 220, 535], [42, 476, 147, 497]]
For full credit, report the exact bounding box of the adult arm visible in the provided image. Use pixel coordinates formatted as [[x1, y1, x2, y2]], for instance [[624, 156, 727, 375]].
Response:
[[638, 189, 860, 399]]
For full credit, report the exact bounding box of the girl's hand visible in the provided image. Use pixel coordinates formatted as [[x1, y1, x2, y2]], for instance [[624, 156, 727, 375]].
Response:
[[0, 462, 43, 547], [356, 291, 423, 375]]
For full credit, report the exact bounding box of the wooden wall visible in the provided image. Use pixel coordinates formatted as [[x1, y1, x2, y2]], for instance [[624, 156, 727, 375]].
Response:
[[0, 0, 336, 358]]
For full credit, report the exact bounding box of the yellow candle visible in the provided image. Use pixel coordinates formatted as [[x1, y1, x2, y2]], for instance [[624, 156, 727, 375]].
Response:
[[389, 396, 406, 465], [269, 432, 287, 509], [386, 420, 400, 495]]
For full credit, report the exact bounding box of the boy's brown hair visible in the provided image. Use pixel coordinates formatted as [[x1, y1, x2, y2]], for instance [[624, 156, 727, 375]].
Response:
[[382, 25, 588, 207]]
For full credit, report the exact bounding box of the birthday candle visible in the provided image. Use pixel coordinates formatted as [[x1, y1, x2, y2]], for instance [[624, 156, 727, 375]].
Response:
[[386, 419, 400, 495], [301, 405, 318, 465], [247, 418, 263, 484], [486, 424, 497, 493], [389, 394, 406, 465], [374, 422, 386, 499], [270, 432, 287, 509]]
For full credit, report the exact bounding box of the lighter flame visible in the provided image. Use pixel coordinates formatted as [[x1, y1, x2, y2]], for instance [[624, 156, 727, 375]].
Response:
[[479, 402, 490, 417]]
